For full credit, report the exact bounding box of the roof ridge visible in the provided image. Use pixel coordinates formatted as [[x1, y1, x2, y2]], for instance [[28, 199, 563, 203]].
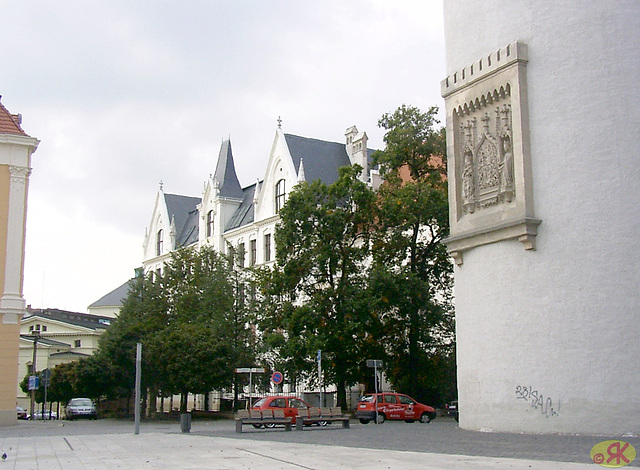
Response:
[[0, 97, 28, 136]]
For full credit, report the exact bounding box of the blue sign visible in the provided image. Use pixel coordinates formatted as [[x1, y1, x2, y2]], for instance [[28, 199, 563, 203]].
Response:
[[28, 375, 39, 391], [272, 371, 283, 384]]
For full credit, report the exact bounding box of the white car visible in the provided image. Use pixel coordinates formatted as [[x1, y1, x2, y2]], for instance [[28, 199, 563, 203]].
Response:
[[29, 410, 58, 420], [66, 398, 97, 420]]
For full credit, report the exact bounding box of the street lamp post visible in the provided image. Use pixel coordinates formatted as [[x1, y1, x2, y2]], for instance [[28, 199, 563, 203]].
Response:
[[29, 331, 40, 420]]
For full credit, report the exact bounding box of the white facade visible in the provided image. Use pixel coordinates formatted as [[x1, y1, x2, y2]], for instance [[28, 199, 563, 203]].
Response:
[[442, 0, 640, 435], [142, 126, 370, 274]]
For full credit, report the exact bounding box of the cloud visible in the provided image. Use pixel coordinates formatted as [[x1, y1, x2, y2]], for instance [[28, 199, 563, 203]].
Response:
[[2, 0, 446, 312]]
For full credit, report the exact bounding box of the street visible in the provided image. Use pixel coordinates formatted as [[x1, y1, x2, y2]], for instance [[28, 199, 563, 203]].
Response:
[[3, 416, 638, 467]]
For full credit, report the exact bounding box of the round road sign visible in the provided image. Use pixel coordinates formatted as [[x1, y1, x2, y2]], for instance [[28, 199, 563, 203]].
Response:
[[271, 371, 283, 384]]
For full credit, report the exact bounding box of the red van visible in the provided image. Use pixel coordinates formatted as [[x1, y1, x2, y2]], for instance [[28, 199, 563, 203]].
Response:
[[356, 392, 436, 424]]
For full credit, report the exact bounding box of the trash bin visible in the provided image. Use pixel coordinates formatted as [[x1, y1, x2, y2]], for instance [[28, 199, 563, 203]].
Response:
[[180, 413, 191, 433]]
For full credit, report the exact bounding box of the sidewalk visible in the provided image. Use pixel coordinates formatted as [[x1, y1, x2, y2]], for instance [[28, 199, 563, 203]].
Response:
[[1, 431, 600, 470]]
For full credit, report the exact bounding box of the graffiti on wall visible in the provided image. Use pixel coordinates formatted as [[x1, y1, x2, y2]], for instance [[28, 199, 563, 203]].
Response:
[[515, 385, 560, 418]]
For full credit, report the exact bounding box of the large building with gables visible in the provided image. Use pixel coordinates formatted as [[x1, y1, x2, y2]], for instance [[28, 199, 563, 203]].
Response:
[[142, 124, 376, 275]]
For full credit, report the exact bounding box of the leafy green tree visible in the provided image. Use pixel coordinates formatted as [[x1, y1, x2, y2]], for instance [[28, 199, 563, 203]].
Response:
[[370, 104, 454, 404], [262, 165, 377, 409]]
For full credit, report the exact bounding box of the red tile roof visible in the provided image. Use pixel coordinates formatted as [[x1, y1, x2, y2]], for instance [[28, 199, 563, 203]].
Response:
[[0, 96, 29, 136]]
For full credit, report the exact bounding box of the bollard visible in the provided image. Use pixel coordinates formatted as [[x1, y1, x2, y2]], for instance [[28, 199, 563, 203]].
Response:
[[180, 413, 191, 433]]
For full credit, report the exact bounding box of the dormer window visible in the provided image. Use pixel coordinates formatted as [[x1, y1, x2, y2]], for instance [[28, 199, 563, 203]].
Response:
[[157, 229, 164, 256], [206, 210, 214, 237], [275, 179, 286, 213]]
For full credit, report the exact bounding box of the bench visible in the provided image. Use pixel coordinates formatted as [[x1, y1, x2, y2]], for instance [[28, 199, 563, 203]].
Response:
[[234, 409, 292, 433], [294, 407, 350, 431]]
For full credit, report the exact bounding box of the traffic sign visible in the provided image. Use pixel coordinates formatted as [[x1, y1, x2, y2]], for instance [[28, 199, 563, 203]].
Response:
[[366, 360, 383, 368], [235, 367, 265, 373], [271, 371, 283, 384], [41, 369, 52, 387]]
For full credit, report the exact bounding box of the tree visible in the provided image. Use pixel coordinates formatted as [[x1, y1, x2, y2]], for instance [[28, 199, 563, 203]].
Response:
[[370, 104, 454, 404], [262, 165, 377, 409]]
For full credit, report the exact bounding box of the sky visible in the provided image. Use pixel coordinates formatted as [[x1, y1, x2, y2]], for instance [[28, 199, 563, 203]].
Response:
[[2, 1, 447, 313]]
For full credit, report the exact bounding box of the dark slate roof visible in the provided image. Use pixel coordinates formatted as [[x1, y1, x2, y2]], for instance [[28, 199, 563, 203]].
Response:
[[24, 309, 113, 330], [214, 140, 244, 199], [284, 134, 351, 185], [226, 182, 258, 231], [50, 351, 89, 358], [164, 194, 201, 247], [20, 335, 71, 347], [0, 96, 28, 136], [88, 279, 133, 308]]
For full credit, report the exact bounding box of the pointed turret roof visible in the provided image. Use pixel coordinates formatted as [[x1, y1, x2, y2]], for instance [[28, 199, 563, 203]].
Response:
[[0, 96, 29, 136], [213, 140, 244, 199]]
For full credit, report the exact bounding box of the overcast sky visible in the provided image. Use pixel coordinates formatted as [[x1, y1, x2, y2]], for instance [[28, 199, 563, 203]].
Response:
[[2, 1, 446, 313]]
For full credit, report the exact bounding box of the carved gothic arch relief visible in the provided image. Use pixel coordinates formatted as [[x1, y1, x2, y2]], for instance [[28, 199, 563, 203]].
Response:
[[441, 41, 540, 265]]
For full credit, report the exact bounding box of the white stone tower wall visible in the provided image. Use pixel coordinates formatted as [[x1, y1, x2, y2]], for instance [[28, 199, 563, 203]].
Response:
[[443, 0, 640, 434]]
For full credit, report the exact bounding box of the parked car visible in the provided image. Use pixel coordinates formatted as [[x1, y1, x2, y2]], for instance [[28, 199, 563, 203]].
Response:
[[251, 396, 322, 427], [66, 398, 97, 420], [444, 400, 459, 421], [29, 410, 58, 420], [356, 392, 436, 424], [16, 406, 27, 419]]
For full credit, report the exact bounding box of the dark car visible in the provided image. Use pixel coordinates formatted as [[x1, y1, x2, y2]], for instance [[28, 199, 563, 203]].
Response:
[[66, 398, 97, 420], [16, 406, 27, 419], [356, 392, 436, 424], [444, 400, 459, 421]]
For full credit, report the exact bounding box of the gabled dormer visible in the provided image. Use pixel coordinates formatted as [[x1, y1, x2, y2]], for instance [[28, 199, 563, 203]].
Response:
[[142, 184, 200, 274], [254, 128, 299, 222]]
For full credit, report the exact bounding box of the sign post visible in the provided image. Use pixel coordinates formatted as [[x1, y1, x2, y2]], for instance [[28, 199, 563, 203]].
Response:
[[317, 350, 322, 408], [366, 360, 383, 423], [134, 342, 142, 434]]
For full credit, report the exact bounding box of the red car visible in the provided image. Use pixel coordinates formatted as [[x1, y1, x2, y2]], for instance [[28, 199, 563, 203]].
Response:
[[356, 392, 436, 424], [251, 396, 321, 427]]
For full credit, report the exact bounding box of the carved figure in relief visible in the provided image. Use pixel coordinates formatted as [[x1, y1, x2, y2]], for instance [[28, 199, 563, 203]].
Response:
[[461, 121, 476, 213], [498, 105, 514, 202], [462, 148, 475, 213]]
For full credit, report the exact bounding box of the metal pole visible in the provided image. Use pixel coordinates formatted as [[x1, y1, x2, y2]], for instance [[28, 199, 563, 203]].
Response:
[[249, 370, 252, 408], [134, 342, 142, 434], [29, 332, 39, 420], [374, 361, 378, 424], [317, 350, 322, 408]]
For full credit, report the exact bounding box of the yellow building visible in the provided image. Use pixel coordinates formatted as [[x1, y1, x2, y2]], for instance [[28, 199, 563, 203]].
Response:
[[17, 308, 111, 410], [0, 97, 38, 426]]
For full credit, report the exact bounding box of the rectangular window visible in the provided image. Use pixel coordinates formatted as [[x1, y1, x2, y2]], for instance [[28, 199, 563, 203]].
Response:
[[74, 340, 82, 348], [238, 243, 246, 267], [156, 229, 164, 256], [264, 234, 271, 262], [250, 239, 257, 266], [206, 210, 214, 237]]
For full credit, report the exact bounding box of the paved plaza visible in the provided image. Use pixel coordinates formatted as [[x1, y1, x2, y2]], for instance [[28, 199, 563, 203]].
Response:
[[1, 417, 637, 469]]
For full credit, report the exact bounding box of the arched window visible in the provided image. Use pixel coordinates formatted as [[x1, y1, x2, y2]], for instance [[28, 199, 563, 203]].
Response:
[[275, 179, 286, 213], [206, 210, 214, 237], [156, 229, 164, 256]]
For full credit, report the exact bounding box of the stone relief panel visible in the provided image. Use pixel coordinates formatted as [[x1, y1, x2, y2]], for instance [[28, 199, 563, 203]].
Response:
[[441, 42, 540, 265], [460, 102, 514, 214]]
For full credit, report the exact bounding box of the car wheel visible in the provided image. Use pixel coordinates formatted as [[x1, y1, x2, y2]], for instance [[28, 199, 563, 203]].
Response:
[[317, 420, 328, 426], [419, 413, 431, 423], [375, 414, 386, 424], [265, 423, 276, 428], [252, 424, 264, 429], [359, 419, 370, 424]]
